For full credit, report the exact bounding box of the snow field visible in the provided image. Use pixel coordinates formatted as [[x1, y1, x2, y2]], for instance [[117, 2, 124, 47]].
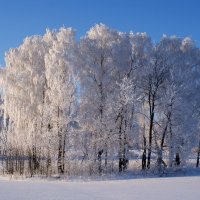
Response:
[[0, 176, 200, 200]]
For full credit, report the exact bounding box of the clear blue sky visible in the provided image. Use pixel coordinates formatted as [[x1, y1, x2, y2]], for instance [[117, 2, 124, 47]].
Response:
[[0, 0, 200, 66]]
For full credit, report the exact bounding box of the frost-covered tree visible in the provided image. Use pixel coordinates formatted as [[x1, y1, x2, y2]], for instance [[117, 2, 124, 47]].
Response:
[[44, 28, 78, 174], [0, 25, 199, 176], [1, 35, 47, 174], [79, 24, 122, 174]]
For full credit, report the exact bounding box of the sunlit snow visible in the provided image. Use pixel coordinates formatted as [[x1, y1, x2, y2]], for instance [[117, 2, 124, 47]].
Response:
[[0, 176, 200, 200]]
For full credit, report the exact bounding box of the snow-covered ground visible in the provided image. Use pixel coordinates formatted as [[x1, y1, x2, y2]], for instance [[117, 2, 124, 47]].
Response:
[[0, 176, 200, 200]]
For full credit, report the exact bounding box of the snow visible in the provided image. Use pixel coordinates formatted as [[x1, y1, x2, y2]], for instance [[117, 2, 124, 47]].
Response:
[[0, 176, 200, 200]]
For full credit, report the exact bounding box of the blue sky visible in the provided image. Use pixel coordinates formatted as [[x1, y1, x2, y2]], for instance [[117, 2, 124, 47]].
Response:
[[0, 0, 200, 66]]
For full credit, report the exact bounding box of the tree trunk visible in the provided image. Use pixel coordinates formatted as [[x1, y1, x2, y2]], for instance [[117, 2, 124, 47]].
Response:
[[104, 142, 108, 170], [147, 111, 154, 169], [57, 136, 64, 174], [175, 153, 181, 166], [142, 135, 147, 170], [118, 112, 124, 172], [61, 131, 67, 174], [147, 90, 155, 169], [98, 149, 103, 174], [196, 140, 200, 168], [57, 106, 64, 174], [169, 121, 173, 167]]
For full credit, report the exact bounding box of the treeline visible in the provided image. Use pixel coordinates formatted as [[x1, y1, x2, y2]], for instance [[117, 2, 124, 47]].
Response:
[[0, 24, 200, 176]]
